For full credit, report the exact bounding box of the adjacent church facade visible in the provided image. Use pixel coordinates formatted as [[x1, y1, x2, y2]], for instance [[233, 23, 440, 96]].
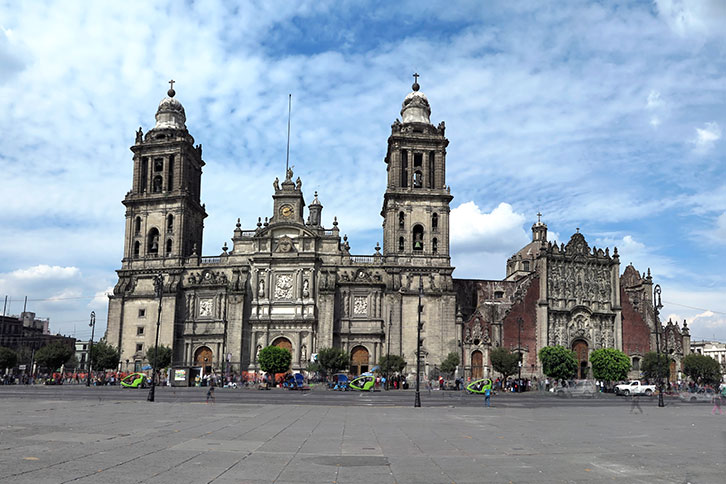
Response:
[[106, 79, 689, 382]]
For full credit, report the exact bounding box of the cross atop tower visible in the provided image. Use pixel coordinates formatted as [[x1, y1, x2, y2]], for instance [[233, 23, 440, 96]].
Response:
[[168, 79, 175, 90], [537, 211, 542, 223], [413, 73, 419, 83]]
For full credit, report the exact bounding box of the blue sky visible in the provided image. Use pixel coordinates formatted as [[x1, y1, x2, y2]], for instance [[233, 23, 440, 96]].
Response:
[[0, 0, 725, 342]]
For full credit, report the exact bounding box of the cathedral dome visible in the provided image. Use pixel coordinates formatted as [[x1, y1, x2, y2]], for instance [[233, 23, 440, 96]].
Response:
[[400, 79, 431, 124], [153, 87, 186, 130]]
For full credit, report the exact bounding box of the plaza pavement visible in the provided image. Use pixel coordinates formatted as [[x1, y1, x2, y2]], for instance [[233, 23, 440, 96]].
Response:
[[0, 388, 723, 483]]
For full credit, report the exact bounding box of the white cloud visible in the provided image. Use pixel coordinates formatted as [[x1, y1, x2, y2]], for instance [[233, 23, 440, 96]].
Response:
[[451, 201, 529, 253], [10, 265, 80, 280], [655, 0, 726, 38], [692, 121, 721, 151], [646, 90, 663, 109]]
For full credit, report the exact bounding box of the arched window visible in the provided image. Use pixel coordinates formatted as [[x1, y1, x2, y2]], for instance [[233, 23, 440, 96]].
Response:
[[167, 214, 174, 232], [147, 228, 160, 255], [398, 236, 405, 252], [398, 211, 405, 228], [153, 175, 163, 193], [165, 239, 172, 256], [428, 152, 435, 188], [400, 150, 408, 188], [432, 213, 438, 230], [134, 216, 141, 235], [133, 241, 140, 257], [412, 225, 424, 251], [432, 237, 438, 254]]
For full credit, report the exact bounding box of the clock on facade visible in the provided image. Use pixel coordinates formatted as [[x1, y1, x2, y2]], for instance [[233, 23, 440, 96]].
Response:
[[280, 204, 294, 218]]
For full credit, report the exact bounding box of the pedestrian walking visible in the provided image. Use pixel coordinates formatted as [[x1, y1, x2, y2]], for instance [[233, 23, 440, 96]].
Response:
[[630, 394, 642, 414], [484, 387, 491, 407], [206, 383, 216, 404], [712, 391, 722, 415]]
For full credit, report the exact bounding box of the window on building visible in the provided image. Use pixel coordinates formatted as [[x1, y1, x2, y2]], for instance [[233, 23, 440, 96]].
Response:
[[399, 211, 405, 228], [494, 291, 504, 299], [138, 308, 146, 318], [154, 158, 163, 172], [134, 360, 142, 371], [133, 241, 140, 257], [413, 170, 423, 188], [401, 150, 408, 188], [153, 175, 163, 193], [140, 157, 148, 192], [632, 357, 640, 371], [134, 216, 142, 235], [432, 213, 438, 230], [432, 237, 438, 253], [137, 326, 144, 336], [428, 152, 435, 188], [148, 228, 160, 255], [523, 261, 530, 271], [398, 236, 405, 252], [136, 343, 143, 352], [412, 225, 424, 251], [166, 239, 173, 256], [168, 155, 174, 190]]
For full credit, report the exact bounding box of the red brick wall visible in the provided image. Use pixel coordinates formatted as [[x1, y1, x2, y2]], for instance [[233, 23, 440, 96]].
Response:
[[621, 288, 651, 355], [501, 278, 539, 369]]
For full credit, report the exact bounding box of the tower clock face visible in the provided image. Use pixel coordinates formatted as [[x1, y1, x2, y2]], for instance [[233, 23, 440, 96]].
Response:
[[280, 204, 294, 218]]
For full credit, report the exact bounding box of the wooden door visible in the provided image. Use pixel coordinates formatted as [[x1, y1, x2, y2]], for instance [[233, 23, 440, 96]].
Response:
[[471, 350, 483, 379], [572, 340, 588, 379], [351, 346, 369, 375]]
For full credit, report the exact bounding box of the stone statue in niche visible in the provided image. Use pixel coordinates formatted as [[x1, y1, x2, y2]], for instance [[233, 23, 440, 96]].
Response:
[[256, 345, 262, 361], [300, 345, 307, 362], [302, 279, 310, 298], [258, 278, 265, 298]]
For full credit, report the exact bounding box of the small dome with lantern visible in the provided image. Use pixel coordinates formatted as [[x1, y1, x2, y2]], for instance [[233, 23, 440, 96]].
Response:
[[153, 82, 186, 130], [400, 74, 431, 124]]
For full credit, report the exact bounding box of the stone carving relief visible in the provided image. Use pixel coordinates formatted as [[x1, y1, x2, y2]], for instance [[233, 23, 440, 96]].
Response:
[[199, 298, 213, 317], [547, 260, 611, 305], [258, 278, 265, 298], [187, 270, 228, 286], [302, 279, 310, 298], [275, 236, 295, 253], [353, 296, 368, 315], [274, 274, 294, 299]]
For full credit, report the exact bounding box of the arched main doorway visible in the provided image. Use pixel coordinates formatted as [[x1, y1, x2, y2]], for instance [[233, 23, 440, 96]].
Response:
[[194, 346, 213, 375], [669, 359, 676, 383], [471, 350, 483, 380], [271, 337, 293, 353], [350, 346, 370, 375], [572, 340, 589, 379]]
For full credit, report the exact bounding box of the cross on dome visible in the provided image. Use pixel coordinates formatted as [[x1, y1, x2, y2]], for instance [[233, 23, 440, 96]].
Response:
[[412, 72, 420, 91], [167, 79, 176, 97]]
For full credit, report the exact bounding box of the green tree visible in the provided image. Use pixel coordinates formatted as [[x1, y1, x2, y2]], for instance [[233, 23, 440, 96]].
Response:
[[640, 352, 670, 381], [34, 342, 74, 372], [64, 354, 79, 370], [589, 348, 631, 382], [145, 345, 172, 369], [90, 340, 121, 370], [316, 347, 349, 377], [539, 346, 578, 381], [378, 354, 407, 375], [258, 345, 292, 381], [491, 347, 520, 381], [439, 352, 460, 377], [682, 353, 722, 385], [0, 347, 18, 370]]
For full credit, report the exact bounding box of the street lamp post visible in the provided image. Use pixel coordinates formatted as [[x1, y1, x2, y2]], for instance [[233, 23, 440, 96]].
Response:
[[517, 317, 523, 392], [147, 273, 164, 402], [86, 311, 96, 387], [414, 276, 424, 408], [654, 284, 665, 408]]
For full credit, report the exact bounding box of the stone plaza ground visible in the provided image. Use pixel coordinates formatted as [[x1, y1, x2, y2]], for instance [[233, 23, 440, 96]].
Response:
[[0, 386, 724, 483]]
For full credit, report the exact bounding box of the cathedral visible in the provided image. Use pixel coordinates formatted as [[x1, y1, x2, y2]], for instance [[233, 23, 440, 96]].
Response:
[[105, 77, 689, 384]]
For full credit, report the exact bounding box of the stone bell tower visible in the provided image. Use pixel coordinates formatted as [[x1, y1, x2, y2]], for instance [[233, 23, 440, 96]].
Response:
[[121, 81, 207, 268], [381, 74, 453, 266]]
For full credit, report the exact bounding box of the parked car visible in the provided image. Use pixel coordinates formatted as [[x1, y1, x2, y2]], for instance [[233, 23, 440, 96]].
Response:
[[556, 380, 597, 398], [679, 388, 716, 402], [614, 380, 655, 396]]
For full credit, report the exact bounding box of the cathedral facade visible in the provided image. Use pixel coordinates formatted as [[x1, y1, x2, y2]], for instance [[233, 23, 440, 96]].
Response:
[[106, 79, 457, 380], [106, 78, 689, 383]]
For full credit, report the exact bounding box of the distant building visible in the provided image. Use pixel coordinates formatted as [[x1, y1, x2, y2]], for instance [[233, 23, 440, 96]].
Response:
[[75, 340, 91, 370], [691, 340, 726, 367], [0, 312, 75, 355]]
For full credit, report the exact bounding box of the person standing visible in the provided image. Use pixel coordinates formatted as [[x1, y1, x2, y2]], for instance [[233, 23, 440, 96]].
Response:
[[206, 382, 216, 404], [712, 389, 723, 416], [484, 386, 491, 407]]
